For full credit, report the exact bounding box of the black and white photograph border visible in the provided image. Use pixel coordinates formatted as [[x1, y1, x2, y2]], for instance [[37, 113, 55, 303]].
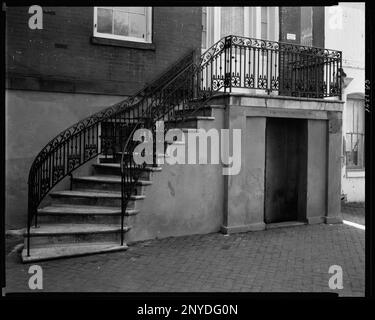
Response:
[[2, 1, 369, 298]]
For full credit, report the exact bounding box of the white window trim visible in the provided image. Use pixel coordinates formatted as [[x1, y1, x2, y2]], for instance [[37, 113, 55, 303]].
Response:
[[206, 6, 279, 47], [93, 7, 152, 43], [201, 7, 208, 50], [346, 170, 365, 178]]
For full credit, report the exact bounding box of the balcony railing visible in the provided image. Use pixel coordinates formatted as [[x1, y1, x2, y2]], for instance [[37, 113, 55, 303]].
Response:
[[199, 35, 343, 99]]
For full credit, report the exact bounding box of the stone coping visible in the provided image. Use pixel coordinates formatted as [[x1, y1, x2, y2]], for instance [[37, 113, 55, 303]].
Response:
[[208, 92, 344, 112], [210, 92, 345, 104]]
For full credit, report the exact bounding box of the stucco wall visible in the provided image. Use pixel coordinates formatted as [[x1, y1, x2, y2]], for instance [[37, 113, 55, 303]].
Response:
[[5, 89, 127, 229], [306, 120, 327, 223], [342, 174, 365, 203], [126, 163, 225, 243], [125, 108, 225, 242]]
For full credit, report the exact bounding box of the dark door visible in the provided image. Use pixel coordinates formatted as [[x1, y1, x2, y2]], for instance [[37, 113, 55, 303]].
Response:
[[264, 118, 307, 224], [278, 7, 325, 98]]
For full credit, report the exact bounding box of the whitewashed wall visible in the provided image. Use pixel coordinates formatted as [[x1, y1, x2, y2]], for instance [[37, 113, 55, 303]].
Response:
[[325, 3, 365, 203]]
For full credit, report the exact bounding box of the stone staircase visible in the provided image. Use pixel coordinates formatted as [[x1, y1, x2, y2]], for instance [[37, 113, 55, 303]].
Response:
[[22, 106, 215, 262]]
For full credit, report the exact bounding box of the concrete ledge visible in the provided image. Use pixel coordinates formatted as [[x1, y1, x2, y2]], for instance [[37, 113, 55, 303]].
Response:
[[210, 92, 344, 105], [307, 216, 325, 224], [266, 221, 306, 229], [324, 216, 343, 224], [91, 36, 156, 51], [6, 228, 26, 237], [243, 107, 329, 120], [220, 222, 266, 234]]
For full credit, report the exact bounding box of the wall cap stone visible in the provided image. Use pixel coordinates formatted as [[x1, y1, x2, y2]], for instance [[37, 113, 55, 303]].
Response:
[[211, 92, 344, 104]]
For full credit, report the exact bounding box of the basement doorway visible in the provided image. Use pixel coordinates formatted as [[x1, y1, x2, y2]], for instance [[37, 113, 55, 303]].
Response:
[[264, 117, 307, 224]]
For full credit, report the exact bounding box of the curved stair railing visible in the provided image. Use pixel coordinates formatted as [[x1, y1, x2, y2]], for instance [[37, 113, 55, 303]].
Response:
[[27, 35, 342, 255], [26, 49, 197, 256]]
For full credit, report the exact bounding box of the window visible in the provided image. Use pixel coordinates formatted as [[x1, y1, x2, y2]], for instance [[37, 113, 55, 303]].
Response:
[[221, 7, 244, 38], [94, 7, 152, 43], [300, 7, 313, 46], [345, 98, 365, 170]]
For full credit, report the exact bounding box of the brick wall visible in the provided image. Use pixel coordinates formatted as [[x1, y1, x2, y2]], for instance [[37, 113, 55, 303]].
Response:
[[6, 6, 202, 95]]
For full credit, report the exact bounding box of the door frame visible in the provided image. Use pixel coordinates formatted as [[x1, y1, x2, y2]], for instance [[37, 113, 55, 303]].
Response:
[[202, 6, 279, 52]]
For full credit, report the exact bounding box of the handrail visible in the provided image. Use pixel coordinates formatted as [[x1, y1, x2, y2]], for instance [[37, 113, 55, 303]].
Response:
[[120, 121, 143, 246]]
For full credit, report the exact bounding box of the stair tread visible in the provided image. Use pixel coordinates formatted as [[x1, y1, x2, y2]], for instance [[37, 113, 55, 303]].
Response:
[[21, 242, 128, 263], [93, 163, 162, 171], [50, 190, 122, 198], [50, 189, 146, 200], [116, 151, 170, 157], [74, 175, 150, 184], [74, 175, 152, 185], [38, 204, 139, 215], [167, 116, 215, 121], [27, 223, 130, 235]]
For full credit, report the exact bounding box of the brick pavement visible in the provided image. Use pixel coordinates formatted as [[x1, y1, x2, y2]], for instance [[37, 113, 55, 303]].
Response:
[[5, 223, 365, 296]]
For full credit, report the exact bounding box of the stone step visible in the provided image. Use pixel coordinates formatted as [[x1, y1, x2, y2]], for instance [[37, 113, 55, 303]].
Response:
[[101, 117, 147, 124], [49, 190, 145, 208], [265, 221, 307, 230], [174, 106, 213, 117], [21, 242, 128, 263], [38, 204, 139, 224], [99, 146, 182, 164], [24, 223, 131, 248], [165, 116, 215, 129], [99, 151, 171, 164], [72, 175, 152, 193], [93, 162, 162, 177]]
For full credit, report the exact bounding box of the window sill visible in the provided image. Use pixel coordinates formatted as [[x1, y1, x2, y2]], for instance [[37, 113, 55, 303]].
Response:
[[346, 169, 365, 178], [91, 36, 155, 50]]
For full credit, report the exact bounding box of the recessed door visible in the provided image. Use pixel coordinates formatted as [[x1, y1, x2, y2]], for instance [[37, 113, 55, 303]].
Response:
[[264, 117, 307, 224]]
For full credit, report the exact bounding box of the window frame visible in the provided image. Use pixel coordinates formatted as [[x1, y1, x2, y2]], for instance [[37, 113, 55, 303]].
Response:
[[201, 7, 208, 50], [93, 7, 153, 44], [345, 97, 365, 171]]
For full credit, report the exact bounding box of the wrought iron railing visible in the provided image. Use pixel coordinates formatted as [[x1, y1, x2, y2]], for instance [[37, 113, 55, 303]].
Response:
[[198, 35, 342, 98], [26, 49, 197, 256], [27, 35, 342, 255]]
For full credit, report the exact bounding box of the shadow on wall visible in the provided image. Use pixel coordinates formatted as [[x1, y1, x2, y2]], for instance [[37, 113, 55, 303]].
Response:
[[5, 90, 128, 229]]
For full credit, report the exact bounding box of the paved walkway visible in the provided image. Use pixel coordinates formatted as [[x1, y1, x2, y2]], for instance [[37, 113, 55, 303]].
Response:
[[5, 220, 364, 296], [342, 202, 365, 226]]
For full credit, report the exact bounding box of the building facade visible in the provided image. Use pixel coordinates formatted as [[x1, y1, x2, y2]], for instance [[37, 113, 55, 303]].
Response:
[[6, 6, 346, 262], [325, 3, 365, 203]]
